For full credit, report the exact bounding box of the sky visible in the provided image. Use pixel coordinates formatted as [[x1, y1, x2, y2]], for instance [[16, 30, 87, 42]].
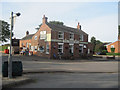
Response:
[[1, 1, 119, 44]]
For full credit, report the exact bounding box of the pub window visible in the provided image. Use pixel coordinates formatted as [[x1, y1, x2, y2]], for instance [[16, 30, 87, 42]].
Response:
[[80, 35, 84, 41], [46, 44, 49, 54], [58, 31, 64, 39], [58, 43, 63, 54], [40, 31, 46, 39], [69, 33, 74, 40], [69, 44, 74, 54]]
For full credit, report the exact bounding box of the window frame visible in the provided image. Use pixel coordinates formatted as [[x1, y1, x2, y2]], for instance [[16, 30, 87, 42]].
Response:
[[34, 36, 37, 40], [46, 43, 49, 54], [58, 31, 64, 39], [58, 43, 63, 54], [80, 34, 84, 41], [69, 44, 74, 54], [40, 31, 47, 40], [69, 33, 74, 40]]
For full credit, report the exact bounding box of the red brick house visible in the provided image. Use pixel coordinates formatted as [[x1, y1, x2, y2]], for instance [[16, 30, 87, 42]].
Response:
[[20, 15, 93, 59], [106, 35, 120, 53]]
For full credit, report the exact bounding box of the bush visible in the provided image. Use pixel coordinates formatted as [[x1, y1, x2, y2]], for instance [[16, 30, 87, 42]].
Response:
[[101, 50, 108, 55], [106, 53, 120, 56], [0, 46, 8, 51]]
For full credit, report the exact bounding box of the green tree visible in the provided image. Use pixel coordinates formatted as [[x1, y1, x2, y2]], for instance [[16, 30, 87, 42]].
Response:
[[35, 21, 64, 30], [49, 21, 64, 25], [90, 36, 96, 53], [118, 25, 120, 35], [0, 20, 13, 42]]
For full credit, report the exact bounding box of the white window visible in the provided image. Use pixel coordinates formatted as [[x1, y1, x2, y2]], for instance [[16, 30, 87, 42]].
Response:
[[69, 33, 74, 40], [26, 43, 28, 48], [58, 31, 64, 39], [46, 43, 49, 54], [34, 36, 37, 40], [84, 45, 87, 48], [22, 43, 24, 47], [39, 46, 44, 53], [58, 43, 63, 54], [31, 46, 33, 51], [29, 43, 31, 50], [69, 44, 74, 54], [34, 46, 37, 52], [40, 31, 46, 39], [88, 48, 90, 54], [80, 34, 84, 41], [111, 45, 114, 48], [79, 44, 83, 53]]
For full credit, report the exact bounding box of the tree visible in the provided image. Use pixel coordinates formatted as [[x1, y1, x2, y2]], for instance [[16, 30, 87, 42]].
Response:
[[0, 20, 13, 42], [49, 21, 64, 26], [118, 25, 120, 35], [35, 21, 64, 30], [90, 36, 96, 53]]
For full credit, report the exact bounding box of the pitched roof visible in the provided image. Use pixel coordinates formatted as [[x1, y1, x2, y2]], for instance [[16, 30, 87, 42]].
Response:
[[21, 34, 34, 40], [47, 23, 88, 35]]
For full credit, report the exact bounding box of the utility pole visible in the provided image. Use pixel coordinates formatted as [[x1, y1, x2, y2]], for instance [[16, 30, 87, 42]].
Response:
[[8, 12, 21, 78], [8, 12, 13, 78]]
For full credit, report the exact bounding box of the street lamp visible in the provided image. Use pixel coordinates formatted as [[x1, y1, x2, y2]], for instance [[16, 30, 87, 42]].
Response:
[[8, 12, 21, 78]]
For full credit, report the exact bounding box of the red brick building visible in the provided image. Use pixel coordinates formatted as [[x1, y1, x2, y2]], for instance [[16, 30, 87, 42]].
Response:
[[20, 15, 93, 59], [106, 35, 120, 53]]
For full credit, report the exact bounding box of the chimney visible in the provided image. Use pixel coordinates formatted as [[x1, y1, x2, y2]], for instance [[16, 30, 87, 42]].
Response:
[[118, 35, 120, 40], [26, 31, 29, 36], [77, 22, 81, 30], [42, 15, 48, 24]]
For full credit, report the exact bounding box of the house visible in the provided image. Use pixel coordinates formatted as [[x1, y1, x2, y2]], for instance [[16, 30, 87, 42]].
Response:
[[20, 15, 93, 59], [106, 35, 120, 53]]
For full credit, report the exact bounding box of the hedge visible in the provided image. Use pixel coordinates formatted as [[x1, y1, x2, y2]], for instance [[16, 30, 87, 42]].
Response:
[[0, 46, 8, 51], [106, 53, 120, 56]]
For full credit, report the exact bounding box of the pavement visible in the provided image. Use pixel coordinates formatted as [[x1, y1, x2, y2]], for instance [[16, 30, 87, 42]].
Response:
[[2, 75, 34, 88]]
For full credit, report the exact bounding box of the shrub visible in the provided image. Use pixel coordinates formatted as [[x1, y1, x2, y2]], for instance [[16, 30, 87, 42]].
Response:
[[106, 53, 120, 56]]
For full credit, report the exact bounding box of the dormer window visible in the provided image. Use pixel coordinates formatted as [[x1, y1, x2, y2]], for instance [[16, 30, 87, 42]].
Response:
[[80, 34, 84, 41], [58, 31, 64, 39], [69, 33, 74, 40]]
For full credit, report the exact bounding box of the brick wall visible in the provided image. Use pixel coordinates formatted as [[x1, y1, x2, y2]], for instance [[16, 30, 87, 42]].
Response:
[[107, 41, 120, 53]]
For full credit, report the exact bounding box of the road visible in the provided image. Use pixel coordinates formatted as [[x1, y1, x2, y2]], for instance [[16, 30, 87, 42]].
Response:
[[16, 73, 118, 88], [2, 54, 119, 88]]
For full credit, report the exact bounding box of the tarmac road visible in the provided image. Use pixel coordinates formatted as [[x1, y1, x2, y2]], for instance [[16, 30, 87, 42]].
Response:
[[16, 73, 118, 88], [2, 54, 119, 88]]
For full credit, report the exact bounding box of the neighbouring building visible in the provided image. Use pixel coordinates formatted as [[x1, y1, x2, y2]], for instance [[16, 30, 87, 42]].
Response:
[[20, 15, 93, 59], [106, 35, 120, 53]]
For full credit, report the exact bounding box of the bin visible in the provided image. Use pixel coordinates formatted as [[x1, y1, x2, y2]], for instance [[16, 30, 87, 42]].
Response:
[[2, 61, 23, 77]]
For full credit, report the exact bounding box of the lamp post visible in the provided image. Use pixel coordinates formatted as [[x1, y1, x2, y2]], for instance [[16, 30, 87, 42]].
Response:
[[8, 12, 21, 78]]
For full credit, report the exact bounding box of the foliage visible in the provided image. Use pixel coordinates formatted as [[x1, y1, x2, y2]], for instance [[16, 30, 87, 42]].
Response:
[[0, 20, 13, 42], [110, 48, 115, 53], [106, 53, 120, 56], [118, 25, 120, 35], [90, 36, 96, 53], [35, 21, 64, 30], [0, 46, 8, 51], [49, 21, 64, 26]]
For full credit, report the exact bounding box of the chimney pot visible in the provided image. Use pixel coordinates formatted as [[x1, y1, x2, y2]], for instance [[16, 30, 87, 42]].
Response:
[[77, 22, 81, 30], [26, 31, 29, 36], [42, 15, 48, 24]]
